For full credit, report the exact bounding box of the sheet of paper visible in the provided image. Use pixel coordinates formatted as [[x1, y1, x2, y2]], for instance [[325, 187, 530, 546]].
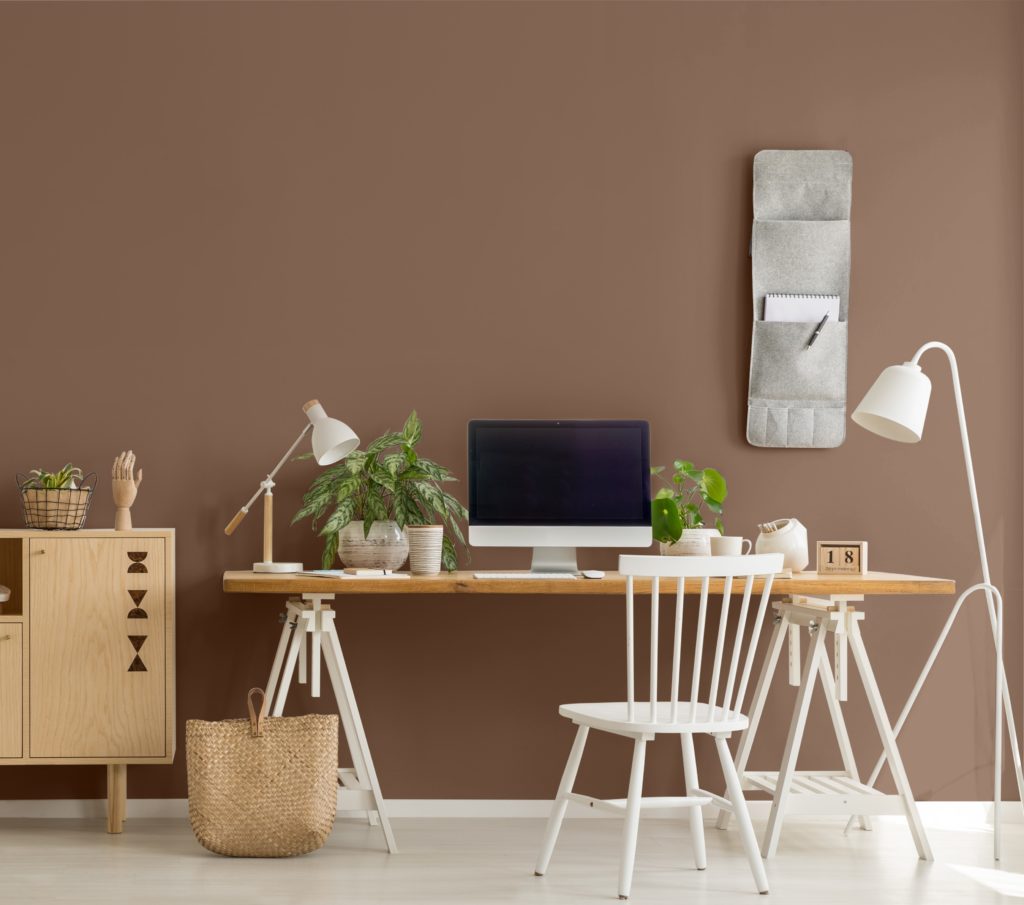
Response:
[[763, 294, 840, 323], [295, 570, 411, 580]]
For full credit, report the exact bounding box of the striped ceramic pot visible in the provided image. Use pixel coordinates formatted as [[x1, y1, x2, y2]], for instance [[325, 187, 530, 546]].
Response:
[[406, 525, 444, 576]]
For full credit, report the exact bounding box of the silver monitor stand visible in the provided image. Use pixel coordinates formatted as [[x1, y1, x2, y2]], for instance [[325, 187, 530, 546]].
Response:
[[530, 547, 579, 573]]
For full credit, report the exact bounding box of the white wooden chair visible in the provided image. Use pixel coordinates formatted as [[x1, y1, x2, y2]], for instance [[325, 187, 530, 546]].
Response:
[[534, 553, 784, 899]]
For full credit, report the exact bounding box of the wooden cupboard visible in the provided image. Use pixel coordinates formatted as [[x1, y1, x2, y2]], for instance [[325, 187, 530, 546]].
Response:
[[0, 529, 175, 832]]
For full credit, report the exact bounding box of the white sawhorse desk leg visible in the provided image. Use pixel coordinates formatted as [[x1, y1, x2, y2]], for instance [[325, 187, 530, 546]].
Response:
[[719, 597, 932, 862], [264, 594, 398, 854]]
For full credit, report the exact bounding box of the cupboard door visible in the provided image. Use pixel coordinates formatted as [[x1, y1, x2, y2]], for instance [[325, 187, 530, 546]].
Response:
[[30, 538, 166, 758], [0, 624, 23, 757]]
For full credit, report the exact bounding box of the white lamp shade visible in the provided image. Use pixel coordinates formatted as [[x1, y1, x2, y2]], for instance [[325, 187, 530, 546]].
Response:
[[851, 362, 932, 443], [304, 400, 360, 465]]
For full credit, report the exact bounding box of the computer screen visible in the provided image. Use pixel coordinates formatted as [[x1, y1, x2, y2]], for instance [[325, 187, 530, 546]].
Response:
[[468, 420, 651, 526]]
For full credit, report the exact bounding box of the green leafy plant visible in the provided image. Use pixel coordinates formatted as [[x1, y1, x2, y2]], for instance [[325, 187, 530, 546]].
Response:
[[20, 464, 84, 490], [650, 459, 727, 544], [293, 412, 469, 570]]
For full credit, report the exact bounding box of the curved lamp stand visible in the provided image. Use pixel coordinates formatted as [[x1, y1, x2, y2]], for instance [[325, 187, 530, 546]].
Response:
[[853, 341, 1023, 860]]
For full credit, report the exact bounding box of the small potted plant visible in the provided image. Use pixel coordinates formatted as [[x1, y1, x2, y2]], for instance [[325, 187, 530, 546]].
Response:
[[650, 459, 727, 556], [294, 412, 468, 572], [19, 464, 95, 530]]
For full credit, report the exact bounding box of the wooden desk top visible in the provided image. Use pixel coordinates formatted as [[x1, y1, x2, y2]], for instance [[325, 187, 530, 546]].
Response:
[[223, 570, 955, 598]]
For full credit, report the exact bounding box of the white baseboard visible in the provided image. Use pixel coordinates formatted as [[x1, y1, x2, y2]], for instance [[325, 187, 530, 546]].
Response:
[[0, 798, 1018, 824]]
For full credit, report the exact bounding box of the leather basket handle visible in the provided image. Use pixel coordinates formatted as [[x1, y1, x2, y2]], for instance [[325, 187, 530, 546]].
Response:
[[247, 687, 268, 737]]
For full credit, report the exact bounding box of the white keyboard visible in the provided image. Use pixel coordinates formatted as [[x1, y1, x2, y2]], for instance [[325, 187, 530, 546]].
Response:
[[473, 572, 579, 580]]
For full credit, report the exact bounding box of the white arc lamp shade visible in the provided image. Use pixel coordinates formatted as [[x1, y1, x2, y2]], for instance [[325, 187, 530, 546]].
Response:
[[851, 362, 933, 443], [304, 399, 360, 465]]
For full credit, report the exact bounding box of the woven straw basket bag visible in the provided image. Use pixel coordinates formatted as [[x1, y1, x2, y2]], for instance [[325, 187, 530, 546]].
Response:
[[186, 688, 339, 857]]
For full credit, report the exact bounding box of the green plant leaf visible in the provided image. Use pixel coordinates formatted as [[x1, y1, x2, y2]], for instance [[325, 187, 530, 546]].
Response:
[[414, 458, 454, 481], [715, 517, 725, 535], [321, 531, 339, 569], [654, 487, 674, 500], [320, 498, 356, 535], [699, 468, 727, 504], [682, 502, 703, 529], [650, 465, 665, 475], [674, 459, 696, 475], [445, 516, 466, 547], [382, 453, 407, 478], [365, 432, 405, 455], [402, 411, 423, 446], [651, 497, 683, 543], [441, 535, 459, 572]]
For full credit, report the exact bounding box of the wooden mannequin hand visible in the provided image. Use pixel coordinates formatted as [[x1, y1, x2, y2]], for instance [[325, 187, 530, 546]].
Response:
[[111, 450, 142, 510]]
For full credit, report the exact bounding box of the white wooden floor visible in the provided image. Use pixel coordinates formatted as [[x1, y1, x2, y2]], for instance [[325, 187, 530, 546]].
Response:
[[1, 812, 1021, 904]]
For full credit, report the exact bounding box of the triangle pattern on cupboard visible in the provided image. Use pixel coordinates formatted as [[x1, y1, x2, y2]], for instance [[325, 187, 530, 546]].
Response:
[[128, 655, 147, 672]]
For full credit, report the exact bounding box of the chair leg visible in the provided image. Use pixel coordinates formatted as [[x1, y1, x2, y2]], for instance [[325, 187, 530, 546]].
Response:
[[716, 736, 769, 895], [680, 734, 707, 870], [618, 737, 648, 900], [535, 725, 589, 876]]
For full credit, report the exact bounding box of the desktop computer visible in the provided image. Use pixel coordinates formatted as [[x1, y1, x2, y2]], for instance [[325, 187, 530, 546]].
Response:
[[468, 419, 652, 576]]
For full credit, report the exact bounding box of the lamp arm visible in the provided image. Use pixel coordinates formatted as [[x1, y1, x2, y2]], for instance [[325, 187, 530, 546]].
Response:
[[223, 423, 313, 535], [909, 342, 991, 588]]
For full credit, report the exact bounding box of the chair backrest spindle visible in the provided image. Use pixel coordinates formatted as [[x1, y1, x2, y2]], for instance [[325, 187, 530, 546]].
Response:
[[626, 575, 635, 722], [689, 577, 709, 723], [722, 577, 755, 716], [669, 577, 685, 723], [707, 576, 733, 722], [649, 576, 660, 722]]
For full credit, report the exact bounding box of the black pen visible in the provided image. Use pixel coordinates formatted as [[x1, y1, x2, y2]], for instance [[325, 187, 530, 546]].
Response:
[[807, 312, 830, 348]]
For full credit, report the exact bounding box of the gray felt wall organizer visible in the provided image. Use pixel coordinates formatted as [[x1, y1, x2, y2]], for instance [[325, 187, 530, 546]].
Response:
[[747, 150, 852, 448]]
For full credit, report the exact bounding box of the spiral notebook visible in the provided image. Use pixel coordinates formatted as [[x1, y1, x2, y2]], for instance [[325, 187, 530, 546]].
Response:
[[763, 293, 840, 323]]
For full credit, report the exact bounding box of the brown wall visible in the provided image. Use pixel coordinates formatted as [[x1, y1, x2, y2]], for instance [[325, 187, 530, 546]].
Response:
[[0, 1, 1021, 803]]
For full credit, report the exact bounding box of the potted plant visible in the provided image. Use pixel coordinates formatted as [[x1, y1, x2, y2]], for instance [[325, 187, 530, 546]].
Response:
[[650, 459, 727, 556], [18, 464, 95, 530], [293, 412, 468, 572]]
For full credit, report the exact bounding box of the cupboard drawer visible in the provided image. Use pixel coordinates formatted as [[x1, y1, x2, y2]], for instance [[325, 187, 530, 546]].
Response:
[[0, 624, 23, 758]]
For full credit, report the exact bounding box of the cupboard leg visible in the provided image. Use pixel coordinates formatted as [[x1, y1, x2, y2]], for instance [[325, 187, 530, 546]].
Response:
[[106, 764, 127, 834]]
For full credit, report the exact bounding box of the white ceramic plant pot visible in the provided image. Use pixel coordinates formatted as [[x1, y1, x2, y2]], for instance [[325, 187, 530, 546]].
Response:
[[754, 518, 809, 572], [406, 525, 444, 576], [338, 520, 409, 571], [660, 528, 719, 557]]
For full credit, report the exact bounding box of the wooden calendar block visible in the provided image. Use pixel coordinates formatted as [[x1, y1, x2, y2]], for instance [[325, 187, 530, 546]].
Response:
[[817, 541, 868, 575]]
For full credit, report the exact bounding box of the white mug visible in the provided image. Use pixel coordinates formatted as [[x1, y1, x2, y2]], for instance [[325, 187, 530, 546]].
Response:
[[710, 536, 752, 556]]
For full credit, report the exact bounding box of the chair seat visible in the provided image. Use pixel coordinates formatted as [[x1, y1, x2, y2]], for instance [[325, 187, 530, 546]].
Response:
[[559, 701, 749, 735]]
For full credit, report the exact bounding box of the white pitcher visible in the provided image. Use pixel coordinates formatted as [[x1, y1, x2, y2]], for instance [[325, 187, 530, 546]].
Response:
[[754, 518, 809, 572]]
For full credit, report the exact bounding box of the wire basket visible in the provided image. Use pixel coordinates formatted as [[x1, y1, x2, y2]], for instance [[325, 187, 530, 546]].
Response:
[[19, 473, 96, 530]]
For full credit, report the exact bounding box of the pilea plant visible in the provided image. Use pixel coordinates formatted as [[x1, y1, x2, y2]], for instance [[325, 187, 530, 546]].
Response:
[[293, 411, 468, 570], [650, 459, 727, 544]]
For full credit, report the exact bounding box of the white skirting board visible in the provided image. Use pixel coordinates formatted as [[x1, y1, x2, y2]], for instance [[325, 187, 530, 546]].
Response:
[[0, 798, 1016, 824]]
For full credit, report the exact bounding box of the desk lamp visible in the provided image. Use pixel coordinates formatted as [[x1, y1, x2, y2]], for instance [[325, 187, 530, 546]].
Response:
[[852, 341, 1023, 859], [225, 400, 359, 573]]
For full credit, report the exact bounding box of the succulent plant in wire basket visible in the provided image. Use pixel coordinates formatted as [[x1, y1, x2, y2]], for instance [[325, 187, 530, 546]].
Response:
[[20, 464, 84, 490], [293, 411, 469, 571]]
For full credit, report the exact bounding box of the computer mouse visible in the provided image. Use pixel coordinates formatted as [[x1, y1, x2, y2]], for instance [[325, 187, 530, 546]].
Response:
[[581, 570, 605, 579]]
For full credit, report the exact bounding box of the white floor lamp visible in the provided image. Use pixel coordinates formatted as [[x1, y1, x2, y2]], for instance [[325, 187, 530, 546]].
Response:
[[852, 341, 1024, 859], [224, 399, 359, 572]]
